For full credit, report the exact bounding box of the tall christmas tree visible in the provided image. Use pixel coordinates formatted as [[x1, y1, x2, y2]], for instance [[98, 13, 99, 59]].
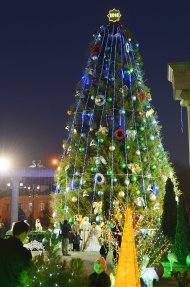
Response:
[[54, 9, 178, 226]]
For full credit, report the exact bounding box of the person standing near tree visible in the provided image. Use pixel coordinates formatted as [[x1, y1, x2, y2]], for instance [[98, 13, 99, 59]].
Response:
[[72, 220, 81, 251], [0, 220, 32, 287], [88, 256, 111, 287], [60, 219, 72, 256]]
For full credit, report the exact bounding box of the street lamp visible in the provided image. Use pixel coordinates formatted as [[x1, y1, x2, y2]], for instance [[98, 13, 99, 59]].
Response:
[[0, 156, 11, 173]]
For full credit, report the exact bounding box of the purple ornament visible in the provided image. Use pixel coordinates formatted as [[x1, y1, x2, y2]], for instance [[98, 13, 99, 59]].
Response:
[[107, 115, 114, 121]]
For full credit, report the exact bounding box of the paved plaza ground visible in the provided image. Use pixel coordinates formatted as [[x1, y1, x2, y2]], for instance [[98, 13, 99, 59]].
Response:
[[54, 249, 179, 286]]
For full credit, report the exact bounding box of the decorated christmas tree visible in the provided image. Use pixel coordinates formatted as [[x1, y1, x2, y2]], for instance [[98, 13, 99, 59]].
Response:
[[53, 9, 178, 227]]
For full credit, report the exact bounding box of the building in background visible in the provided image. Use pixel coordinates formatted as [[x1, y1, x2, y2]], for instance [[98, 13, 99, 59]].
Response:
[[0, 161, 56, 230]]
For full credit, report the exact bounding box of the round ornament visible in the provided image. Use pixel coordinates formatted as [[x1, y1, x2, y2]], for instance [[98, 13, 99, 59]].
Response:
[[130, 175, 137, 183], [95, 95, 106, 106], [139, 125, 145, 132], [109, 145, 115, 151], [119, 109, 125, 115], [151, 164, 157, 170], [135, 190, 141, 196], [92, 56, 98, 61], [79, 147, 85, 152], [118, 191, 125, 198], [114, 128, 125, 140], [136, 91, 147, 102], [94, 173, 105, 185], [132, 96, 136, 101], [91, 167, 97, 173], [149, 193, 156, 201], [69, 217, 74, 224], [124, 178, 130, 185], [120, 163, 126, 168], [72, 196, 77, 203], [139, 137, 144, 142], [106, 169, 112, 175], [97, 138, 104, 143], [106, 97, 113, 102], [107, 115, 114, 121], [91, 43, 102, 55], [136, 150, 141, 155], [97, 190, 104, 196], [126, 144, 130, 150], [136, 111, 143, 116], [96, 215, 103, 223]]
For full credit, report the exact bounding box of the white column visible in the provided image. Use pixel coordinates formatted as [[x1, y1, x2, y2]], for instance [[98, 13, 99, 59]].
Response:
[[11, 177, 19, 224]]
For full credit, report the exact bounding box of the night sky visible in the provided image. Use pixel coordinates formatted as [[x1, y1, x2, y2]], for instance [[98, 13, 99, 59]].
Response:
[[0, 1, 190, 168]]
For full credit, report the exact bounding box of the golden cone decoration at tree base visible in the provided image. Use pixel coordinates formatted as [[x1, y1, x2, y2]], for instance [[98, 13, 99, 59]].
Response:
[[114, 207, 141, 287]]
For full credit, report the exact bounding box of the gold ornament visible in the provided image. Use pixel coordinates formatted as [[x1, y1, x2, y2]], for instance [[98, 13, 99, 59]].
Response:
[[99, 126, 108, 135], [146, 108, 154, 118], [127, 163, 141, 174], [67, 110, 73, 116], [72, 196, 77, 203], [118, 191, 125, 198]]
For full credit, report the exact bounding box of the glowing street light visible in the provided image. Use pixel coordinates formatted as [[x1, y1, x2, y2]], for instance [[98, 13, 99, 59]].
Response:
[[51, 158, 59, 167], [0, 156, 11, 172]]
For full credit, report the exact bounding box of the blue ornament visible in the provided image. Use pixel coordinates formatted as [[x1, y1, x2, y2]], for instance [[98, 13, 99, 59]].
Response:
[[70, 180, 79, 190], [152, 183, 159, 195]]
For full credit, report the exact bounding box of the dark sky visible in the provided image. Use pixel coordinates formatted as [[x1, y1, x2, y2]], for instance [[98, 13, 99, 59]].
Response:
[[0, 1, 189, 168]]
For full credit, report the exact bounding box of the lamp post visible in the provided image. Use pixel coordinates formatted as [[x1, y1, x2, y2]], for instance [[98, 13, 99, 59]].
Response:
[[168, 62, 190, 166]]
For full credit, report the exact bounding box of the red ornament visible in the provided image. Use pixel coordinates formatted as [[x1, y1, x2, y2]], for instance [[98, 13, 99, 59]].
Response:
[[114, 128, 125, 140], [91, 44, 102, 55], [136, 91, 147, 102], [136, 111, 143, 116]]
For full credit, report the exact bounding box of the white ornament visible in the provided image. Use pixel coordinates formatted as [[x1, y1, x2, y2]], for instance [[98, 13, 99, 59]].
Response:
[[83, 190, 89, 197], [149, 194, 156, 201], [109, 145, 115, 151], [93, 201, 102, 215], [124, 178, 130, 185], [96, 215, 103, 222], [94, 173, 105, 185], [113, 200, 119, 208], [126, 42, 130, 53], [95, 95, 106, 106], [136, 150, 141, 156], [126, 130, 137, 140], [90, 140, 97, 146], [135, 197, 145, 207]]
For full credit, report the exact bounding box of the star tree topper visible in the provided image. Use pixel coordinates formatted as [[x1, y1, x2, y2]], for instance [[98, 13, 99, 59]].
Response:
[[107, 8, 121, 23]]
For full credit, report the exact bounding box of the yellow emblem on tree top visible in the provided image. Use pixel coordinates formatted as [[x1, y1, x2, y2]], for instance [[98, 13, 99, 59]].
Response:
[[107, 8, 121, 23]]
